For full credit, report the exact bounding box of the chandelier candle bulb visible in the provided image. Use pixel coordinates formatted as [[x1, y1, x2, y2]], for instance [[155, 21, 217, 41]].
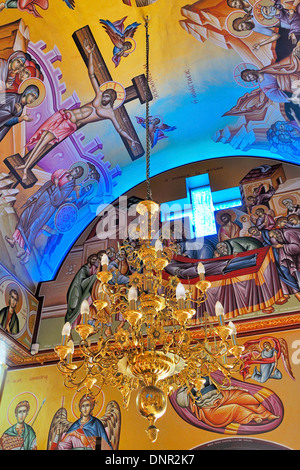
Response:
[[228, 321, 237, 345], [61, 322, 71, 345], [66, 339, 74, 364], [155, 239, 163, 258], [215, 301, 225, 325], [80, 300, 90, 325], [176, 282, 186, 309], [197, 262, 205, 280], [128, 286, 138, 309], [101, 253, 109, 271]]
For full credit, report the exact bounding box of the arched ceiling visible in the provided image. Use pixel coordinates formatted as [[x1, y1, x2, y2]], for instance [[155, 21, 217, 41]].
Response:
[[0, 0, 299, 288]]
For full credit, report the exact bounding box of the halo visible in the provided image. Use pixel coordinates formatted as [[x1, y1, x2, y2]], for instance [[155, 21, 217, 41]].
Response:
[[259, 337, 275, 350], [215, 209, 238, 225], [151, 115, 163, 125], [123, 37, 136, 54], [80, 178, 100, 201], [68, 161, 89, 183], [6, 392, 38, 426], [4, 282, 23, 314], [239, 213, 250, 222], [233, 63, 259, 88], [226, 10, 253, 38], [278, 194, 298, 207], [71, 386, 105, 420], [251, 204, 269, 216], [253, 0, 279, 26], [18, 77, 46, 108], [99, 81, 126, 109]]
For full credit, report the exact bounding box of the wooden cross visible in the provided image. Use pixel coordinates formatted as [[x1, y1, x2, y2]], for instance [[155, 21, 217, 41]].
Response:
[[4, 25, 152, 189]]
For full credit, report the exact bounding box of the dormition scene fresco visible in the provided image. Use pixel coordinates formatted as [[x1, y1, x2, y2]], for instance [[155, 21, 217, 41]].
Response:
[[38, 157, 300, 344]]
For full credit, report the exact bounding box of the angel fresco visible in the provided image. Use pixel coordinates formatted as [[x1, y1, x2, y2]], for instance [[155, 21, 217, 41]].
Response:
[[99, 16, 141, 67], [135, 116, 177, 148], [169, 371, 282, 435], [240, 336, 295, 383], [0, 0, 74, 18], [47, 397, 120, 450]]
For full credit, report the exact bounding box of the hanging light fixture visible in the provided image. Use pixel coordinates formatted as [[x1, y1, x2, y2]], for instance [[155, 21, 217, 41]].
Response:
[[54, 17, 244, 443]]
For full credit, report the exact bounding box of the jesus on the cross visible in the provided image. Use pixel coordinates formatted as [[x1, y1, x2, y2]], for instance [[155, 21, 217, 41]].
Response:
[[17, 39, 139, 182]]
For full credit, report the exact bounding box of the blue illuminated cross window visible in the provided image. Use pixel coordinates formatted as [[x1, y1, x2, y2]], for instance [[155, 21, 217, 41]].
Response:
[[190, 186, 216, 237], [161, 174, 242, 238], [190, 185, 242, 237]]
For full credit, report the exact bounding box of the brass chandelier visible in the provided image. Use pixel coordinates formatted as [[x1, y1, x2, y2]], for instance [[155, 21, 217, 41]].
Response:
[[54, 17, 244, 443]]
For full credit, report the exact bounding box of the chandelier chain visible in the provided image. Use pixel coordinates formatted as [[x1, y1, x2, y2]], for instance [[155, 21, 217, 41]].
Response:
[[145, 16, 152, 201]]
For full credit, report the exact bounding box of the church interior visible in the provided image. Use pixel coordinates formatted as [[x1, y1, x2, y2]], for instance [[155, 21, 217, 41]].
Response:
[[0, 0, 300, 451]]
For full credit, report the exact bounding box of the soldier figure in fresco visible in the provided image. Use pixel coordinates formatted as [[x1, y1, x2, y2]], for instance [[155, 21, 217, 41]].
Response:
[[0, 400, 37, 450]]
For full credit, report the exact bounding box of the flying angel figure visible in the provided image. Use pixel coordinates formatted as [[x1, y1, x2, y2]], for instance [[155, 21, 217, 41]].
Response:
[[240, 336, 295, 383], [47, 399, 121, 450], [135, 115, 177, 148], [99, 16, 141, 67]]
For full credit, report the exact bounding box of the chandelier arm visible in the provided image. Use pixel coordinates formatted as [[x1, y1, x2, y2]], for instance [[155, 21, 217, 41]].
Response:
[[57, 360, 78, 374], [79, 340, 97, 359], [63, 376, 85, 390]]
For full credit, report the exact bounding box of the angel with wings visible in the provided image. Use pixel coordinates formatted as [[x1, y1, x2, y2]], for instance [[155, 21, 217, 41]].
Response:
[[240, 336, 295, 384], [47, 396, 121, 450], [99, 16, 141, 67], [135, 115, 177, 148]]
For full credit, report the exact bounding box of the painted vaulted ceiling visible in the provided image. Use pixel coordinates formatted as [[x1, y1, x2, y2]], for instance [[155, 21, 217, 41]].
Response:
[[0, 0, 299, 290]]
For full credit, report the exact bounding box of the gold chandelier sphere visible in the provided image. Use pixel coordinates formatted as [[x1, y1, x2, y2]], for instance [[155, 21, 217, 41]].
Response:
[[136, 385, 168, 443]]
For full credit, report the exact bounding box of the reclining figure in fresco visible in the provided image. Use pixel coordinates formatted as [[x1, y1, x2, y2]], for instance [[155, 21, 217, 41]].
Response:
[[5, 165, 84, 264]]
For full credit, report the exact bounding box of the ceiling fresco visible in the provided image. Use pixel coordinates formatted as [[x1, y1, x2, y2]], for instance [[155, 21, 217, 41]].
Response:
[[0, 0, 300, 289]]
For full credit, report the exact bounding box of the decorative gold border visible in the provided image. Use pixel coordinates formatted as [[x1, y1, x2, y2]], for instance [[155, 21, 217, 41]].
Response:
[[6, 312, 300, 369]]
